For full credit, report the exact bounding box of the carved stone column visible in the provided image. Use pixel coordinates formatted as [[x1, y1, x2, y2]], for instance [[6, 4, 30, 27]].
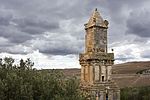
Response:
[[81, 65, 84, 82], [100, 91, 104, 100], [108, 91, 113, 100], [117, 90, 120, 100], [89, 65, 93, 84]]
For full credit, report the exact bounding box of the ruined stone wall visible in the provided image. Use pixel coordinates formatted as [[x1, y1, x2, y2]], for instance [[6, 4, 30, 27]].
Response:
[[85, 27, 107, 53], [85, 28, 94, 53], [94, 28, 107, 53]]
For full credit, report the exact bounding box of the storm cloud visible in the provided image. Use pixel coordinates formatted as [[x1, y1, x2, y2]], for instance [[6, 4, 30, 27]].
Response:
[[126, 9, 150, 38], [0, 0, 150, 68]]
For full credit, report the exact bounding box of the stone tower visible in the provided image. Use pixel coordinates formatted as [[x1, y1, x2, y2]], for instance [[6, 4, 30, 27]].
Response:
[[79, 9, 120, 100]]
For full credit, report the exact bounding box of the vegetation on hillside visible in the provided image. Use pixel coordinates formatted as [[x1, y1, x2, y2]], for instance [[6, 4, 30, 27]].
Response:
[[0, 57, 86, 100], [1, 57, 150, 100], [121, 86, 150, 100]]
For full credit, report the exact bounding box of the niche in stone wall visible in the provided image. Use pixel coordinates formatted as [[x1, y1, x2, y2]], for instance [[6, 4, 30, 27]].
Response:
[[102, 76, 104, 82]]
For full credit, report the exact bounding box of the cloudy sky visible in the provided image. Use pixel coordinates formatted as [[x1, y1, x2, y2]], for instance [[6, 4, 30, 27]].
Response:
[[0, 0, 150, 69]]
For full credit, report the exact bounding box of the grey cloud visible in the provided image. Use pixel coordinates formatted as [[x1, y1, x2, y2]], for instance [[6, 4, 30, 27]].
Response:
[[31, 32, 84, 55], [0, 7, 14, 27], [0, 37, 32, 54], [126, 10, 150, 38], [39, 47, 80, 55], [0, 25, 32, 43], [133, 37, 149, 44], [140, 50, 150, 59], [0, 37, 13, 48], [0, 45, 32, 54], [0, 45, 33, 55], [115, 49, 134, 61], [13, 18, 59, 35], [0, 14, 12, 26], [0, 0, 150, 59], [115, 54, 134, 61], [0, 1, 60, 45], [0, 8, 32, 43], [115, 56, 134, 61]]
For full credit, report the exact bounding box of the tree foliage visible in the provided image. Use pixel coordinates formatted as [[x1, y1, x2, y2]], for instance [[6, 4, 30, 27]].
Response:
[[0, 57, 85, 100]]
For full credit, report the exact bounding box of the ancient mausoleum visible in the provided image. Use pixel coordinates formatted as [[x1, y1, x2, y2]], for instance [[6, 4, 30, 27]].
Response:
[[79, 8, 120, 100]]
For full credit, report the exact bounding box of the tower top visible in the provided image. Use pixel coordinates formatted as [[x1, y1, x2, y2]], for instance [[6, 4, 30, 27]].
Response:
[[95, 8, 97, 11], [85, 8, 108, 29]]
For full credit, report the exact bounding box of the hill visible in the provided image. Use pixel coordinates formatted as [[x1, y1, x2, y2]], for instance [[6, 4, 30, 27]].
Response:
[[59, 61, 150, 88], [112, 61, 150, 74]]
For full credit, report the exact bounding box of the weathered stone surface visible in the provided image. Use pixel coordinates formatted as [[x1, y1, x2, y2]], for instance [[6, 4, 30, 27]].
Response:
[[79, 8, 120, 100]]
